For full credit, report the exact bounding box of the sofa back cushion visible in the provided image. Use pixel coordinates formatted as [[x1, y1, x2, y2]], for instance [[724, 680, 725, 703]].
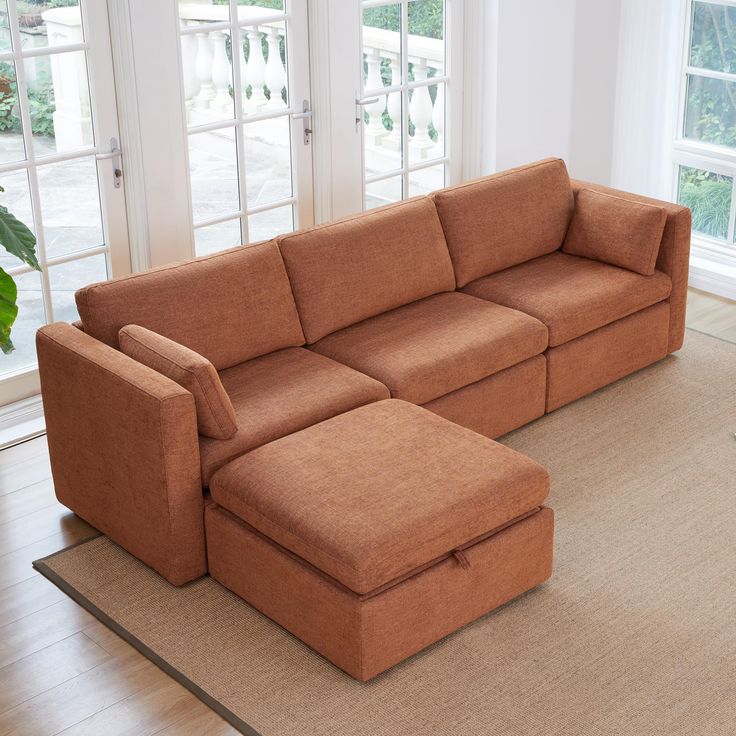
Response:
[[119, 325, 238, 440], [562, 188, 667, 275], [278, 198, 455, 343], [76, 241, 305, 370], [432, 158, 575, 288]]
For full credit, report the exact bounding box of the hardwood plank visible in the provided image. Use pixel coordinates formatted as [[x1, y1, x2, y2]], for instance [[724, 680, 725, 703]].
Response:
[[0, 526, 96, 591], [55, 677, 216, 736], [0, 453, 52, 496], [0, 436, 48, 470], [0, 632, 110, 714], [0, 597, 96, 669], [686, 288, 736, 343], [0, 506, 91, 557], [0, 478, 57, 525], [0, 650, 169, 736], [0, 574, 65, 627], [82, 618, 139, 660], [152, 709, 241, 736]]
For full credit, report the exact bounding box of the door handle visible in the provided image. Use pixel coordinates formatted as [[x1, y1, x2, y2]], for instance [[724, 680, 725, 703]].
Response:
[[291, 101, 313, 145], [355, 96, 382, 126], [95, 137, 122, 189]]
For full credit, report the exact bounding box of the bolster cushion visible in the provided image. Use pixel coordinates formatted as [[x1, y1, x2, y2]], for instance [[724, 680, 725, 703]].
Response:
[[119, 325, 237, 440], [432, 158, 574, 287], [278, 198, 455, 343], [562, 188, 667, 276]]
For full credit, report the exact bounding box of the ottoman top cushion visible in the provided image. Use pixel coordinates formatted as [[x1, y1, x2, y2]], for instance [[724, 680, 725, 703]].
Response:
[[210, 399, 550, 595]]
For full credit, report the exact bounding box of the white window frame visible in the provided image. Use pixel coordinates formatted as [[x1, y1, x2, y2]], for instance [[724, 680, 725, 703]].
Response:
[[674, 0, 736, 298]]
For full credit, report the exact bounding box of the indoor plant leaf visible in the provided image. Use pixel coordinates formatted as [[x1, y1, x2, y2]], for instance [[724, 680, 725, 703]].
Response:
[[0, 266, 18, 354], [0, 204, 40, 271]]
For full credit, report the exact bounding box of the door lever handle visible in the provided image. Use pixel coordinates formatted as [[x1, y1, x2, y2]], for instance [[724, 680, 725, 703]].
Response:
[[95, 137, 122, 189], [355, 96, 382, 126], [291, 100, 313, 145]]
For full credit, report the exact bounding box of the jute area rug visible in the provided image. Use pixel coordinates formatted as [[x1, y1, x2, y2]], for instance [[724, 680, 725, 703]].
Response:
[[35, 330, 736, 736]]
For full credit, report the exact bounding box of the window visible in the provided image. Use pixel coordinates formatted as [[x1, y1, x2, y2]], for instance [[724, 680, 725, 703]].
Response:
[[675, 1, 736, 247]]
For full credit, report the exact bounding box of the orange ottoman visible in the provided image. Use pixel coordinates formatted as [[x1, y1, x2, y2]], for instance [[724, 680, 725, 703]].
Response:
[[206, 399, 554, 681]]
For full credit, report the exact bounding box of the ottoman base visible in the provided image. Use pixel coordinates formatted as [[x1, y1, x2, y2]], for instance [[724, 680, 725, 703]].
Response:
[[206, 504, 554, 681]]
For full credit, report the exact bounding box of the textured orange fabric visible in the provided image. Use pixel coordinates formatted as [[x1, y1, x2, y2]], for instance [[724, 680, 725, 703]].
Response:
[[199, 347, 389, 485], [563, 188, 667, 275], [277, 198, 455, 343], [432, 158, 574, 287], [206, 503, 554, 681], [119, 325, 237, 440], [423, 355, 546, 439], [571, 179, 691, 353], [75, 241, 304, 370], [311, 292, 548, 405], [546, 302, 670, 411], [36, 323, 205, 586], [209, 400, 550, 594], [463, 252, 672, 347]]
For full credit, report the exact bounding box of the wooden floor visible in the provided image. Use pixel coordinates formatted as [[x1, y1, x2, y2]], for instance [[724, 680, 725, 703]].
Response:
[[0, 288, 734, 736]]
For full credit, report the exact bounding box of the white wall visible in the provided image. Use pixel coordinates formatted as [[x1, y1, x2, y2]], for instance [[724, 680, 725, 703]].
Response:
[[492, 0, 623, 186], [494, 0, 577, 172]]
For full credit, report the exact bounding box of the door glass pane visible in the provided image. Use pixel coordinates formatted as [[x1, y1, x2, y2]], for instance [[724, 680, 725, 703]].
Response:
[[178, 0, 229, 29], [1, 270, 44, 373], [242, 22, 288, 113], [409, 80, 443, 163], [689, 2, 736, 74], [248, 203, 292, 241], [363, 4, 401, 89], [181, 29, 235, 124], [194, 218, 242, 257], [0, 1, 11, 51], [19, 2, 84, 52], [48, 252, 108, 325], [188, 128, 240, 223], [0, 60, 24, 164], [37, 157, 104, 258], [677, 165, 733, 241], [237, 0, 284, 19], [365, 175, 402, 209], [365, 91, 401, 177], [684, 74, 736, 149], [244, 115, 292, 207], [0, 170, 33, 271], [408, 163, 444, 197]]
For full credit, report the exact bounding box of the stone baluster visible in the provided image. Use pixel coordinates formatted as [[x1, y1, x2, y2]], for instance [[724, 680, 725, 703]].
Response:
[[384, 53, 402, 152], [245, 26, 267, 110], [181, 22, 200, 106], [264, 26, 287, 109], [193, 31, 216, 109], [431, 73, 445, 156], [363, 47, 388, 146], [409, 59, 434, 157], [210, 31, 233, 113]]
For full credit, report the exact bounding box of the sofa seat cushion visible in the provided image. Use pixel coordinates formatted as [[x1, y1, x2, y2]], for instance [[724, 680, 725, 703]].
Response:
[[310, 292, 548, 406], [199, 347, 389, 485], [209, 399, 550, 594], [462, 251, 672, 347]]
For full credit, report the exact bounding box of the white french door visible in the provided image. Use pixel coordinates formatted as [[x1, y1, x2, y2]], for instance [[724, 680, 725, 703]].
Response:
[[176, 0, 313, 256], [358, 0, 462, 209], [0, 0, 129, 404]]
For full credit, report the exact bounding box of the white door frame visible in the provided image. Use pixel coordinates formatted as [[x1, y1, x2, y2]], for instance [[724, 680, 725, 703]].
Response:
[[0, 0, 130, 405]]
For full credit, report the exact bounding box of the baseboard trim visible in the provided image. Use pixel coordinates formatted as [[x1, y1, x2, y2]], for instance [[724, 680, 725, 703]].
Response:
[[0, 394, 45, 450]]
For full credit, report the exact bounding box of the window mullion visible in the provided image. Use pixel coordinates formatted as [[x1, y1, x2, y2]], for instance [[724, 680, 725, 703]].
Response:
[[401, 0, 409, 198]]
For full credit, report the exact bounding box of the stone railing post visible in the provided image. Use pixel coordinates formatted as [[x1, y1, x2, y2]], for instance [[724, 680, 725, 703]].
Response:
[[409, 58, 434, 157], [264, 25, 286, 109], [245, 26, 267, 110]]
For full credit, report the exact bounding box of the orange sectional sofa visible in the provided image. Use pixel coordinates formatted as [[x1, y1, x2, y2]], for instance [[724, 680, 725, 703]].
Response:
[[37, 158, 691, 677]]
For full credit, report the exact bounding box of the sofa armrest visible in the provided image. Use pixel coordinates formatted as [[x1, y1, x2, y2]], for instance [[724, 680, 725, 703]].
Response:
[[571, 179, 692, 353], [37, 322, 206, 585]]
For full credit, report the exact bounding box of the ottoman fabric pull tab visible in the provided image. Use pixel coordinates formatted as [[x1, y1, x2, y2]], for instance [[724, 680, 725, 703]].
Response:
[[453, 548, 471, 569]]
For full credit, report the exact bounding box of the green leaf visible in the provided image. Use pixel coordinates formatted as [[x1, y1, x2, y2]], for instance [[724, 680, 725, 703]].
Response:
[[0, 266, 18, 354], [0, 206, 40, 271]]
